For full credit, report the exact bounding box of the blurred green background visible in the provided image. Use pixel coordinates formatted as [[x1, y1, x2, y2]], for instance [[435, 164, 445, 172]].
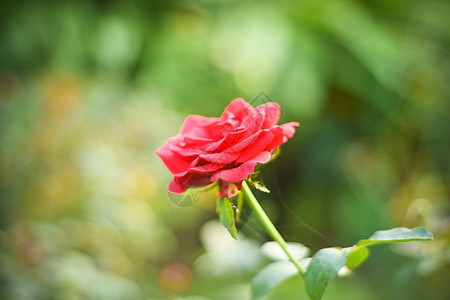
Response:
[[0, 0, 449, 299]]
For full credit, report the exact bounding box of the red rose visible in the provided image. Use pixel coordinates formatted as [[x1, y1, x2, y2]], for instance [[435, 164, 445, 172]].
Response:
[[155, 98, 299, 198]]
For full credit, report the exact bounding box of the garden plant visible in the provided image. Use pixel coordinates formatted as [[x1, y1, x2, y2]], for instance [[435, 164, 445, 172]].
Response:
[[156, 98, 433, 300]]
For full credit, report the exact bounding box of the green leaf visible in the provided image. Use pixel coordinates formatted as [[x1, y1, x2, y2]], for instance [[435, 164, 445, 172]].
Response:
[[346, 246, 369, 270], [216, 198, 237, 239], [345, 227, 433, 270], [251, 261, 299, 299], [356, 227, 433, 247], [302, 227, 433, 300], [305, 248, 348, 300]]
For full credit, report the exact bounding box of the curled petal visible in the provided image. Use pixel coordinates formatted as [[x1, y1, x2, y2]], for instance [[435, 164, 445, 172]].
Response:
[[265, 122, 299, 151], [280, 122, 299, 138], [155, 138, 194, 174], [180, 115, 222, 138]]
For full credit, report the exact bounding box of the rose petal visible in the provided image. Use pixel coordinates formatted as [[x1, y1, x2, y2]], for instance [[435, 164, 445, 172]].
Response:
[[220, 131, 259, 154], [176, 162, 226, 175], [169, 172, 212, 194], [264, 126, 286, 151], [199, 119, 235, 140], [240, 109, 264, 133], [200, 151, 240, 164], [217, 126, 254, 151], [220, 98, 248, 117], [212, 151, 272, 182], [256, 102, 281, 129], [265, 122, 299, 151], [181, 136, 215, 146], [201, 135, 228, 153], [221, 98, 259, 124], [169, 144, 203, 157], [236, 131, 274, 163], [155, 138, 195, 174], [280, 122, 299, 138], [168, 177, 185, 194], [180, 115, 222, 138]]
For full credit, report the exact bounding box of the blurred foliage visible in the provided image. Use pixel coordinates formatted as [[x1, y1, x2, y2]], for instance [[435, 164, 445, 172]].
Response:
[[0, 0, 449, 299]]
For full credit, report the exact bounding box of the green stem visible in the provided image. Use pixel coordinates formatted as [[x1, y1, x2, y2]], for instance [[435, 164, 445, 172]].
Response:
[[241, 180, 305, 276]]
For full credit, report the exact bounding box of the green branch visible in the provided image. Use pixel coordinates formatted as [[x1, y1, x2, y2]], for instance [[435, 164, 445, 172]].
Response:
[[241, 180, 305, 276]]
